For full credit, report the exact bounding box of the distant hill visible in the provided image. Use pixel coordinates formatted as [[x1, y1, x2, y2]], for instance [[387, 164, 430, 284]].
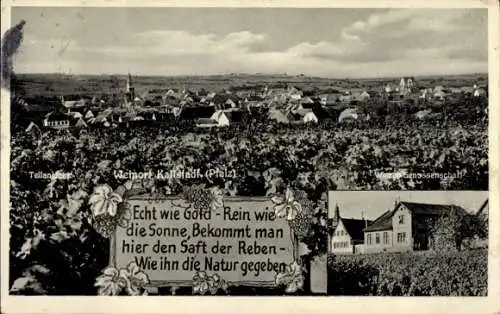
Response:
[[13, 72, 488, 98]]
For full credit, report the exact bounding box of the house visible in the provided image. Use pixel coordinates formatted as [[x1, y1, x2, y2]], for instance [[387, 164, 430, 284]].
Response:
[[43, 111, 70, 129], [351, 91, 370, 102], [310, 105, 330, 121], [165, 89, 176, 97], [398, 77, 415, 94], [363, 201, 469, 254], [225, 98, 237, 108], [196, 118, 219, 128], [339, 94, 352, 103], [415, 109, 432, 119], [302, 111, 319, 123], [301, 97, 314, 104], [419, 89, 429, 99], [474, 88, 487, 97], [331, 218, 371, 255], [224, 110, 247, 124], [84, 110, 96, 120], [210, 110, 230, 127], [74, 118, 88, 128], [25, 122, 42, 135], [338, 108, 359, 123], [361, 91, 370, 99], [289, 93, 302, 101], [288, 109, 318, 124], [461, 86, 474, 95], [319, 94, 339, 106], [433, 85, 444, 93], [95, 108, 113, 123], [433, 90, 446, 101], [61, 97, 87, 112], [178, 106, 216, 120], [68, 111, 83, 120], [268, 109, 289, 124]]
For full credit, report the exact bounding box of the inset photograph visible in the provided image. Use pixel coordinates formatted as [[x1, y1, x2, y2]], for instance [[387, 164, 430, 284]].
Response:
[[327, 191, 488, 296]]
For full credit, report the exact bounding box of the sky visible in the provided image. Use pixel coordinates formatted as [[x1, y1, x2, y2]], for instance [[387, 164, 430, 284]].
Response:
[[11, 7, 488, 78], [328, 191, 489, 220]]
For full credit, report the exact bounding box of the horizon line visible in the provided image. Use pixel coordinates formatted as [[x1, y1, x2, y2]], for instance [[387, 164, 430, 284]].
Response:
[[14, 71, 489, 81]]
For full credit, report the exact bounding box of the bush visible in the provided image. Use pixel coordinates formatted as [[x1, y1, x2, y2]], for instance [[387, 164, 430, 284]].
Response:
[[327, 249, 487, 296]]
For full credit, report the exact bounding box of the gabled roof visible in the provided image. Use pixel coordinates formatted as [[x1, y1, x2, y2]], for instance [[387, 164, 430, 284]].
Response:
[[225, 110, 246, 123], [268, 109, 289, 124], [287, 109, 315, 121], [63, 99, 86, 108], [476, 199, 488, 217], [45, 111, 68, 121], [338, 108, 359, 122], [363, 210, 393, 232], [364, 201, 469, 232], [339, 218, 372, 242], [179, 106, 216, 120], [26, 122, 41, 133], [75, 118, 88, 128], [400, 201, 467, 216]]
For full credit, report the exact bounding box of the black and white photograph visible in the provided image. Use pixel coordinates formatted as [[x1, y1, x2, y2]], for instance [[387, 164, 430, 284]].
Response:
[[327, 190, 488, 296], [0, 1, 497, 312]]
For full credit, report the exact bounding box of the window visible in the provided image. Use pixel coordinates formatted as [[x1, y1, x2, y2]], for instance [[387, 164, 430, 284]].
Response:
[[375, 233, 380, 244], [399, 215, 405, 224], [367, 234, 372, 245], [383, 232, 389, 244], [397, 232, 406, 243]]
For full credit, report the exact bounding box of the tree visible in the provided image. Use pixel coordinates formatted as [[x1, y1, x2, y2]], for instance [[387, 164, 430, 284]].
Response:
[[430, 209, 487, 251]]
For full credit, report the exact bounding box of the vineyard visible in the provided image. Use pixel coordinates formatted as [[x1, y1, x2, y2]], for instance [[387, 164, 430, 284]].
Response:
[[9, 113, 488, 294], [327, 249, 488, 296]]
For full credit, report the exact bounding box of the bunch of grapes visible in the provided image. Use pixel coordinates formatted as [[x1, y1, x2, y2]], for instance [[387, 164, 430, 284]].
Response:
[[183, 186, 212, 210], [93, 214, 118, 238], [288, 211, 313, 239], [288, 198, 314, 239]]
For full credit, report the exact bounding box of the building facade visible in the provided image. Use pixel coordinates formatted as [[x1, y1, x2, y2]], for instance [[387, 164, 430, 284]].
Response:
[[363, 201, 468, 254], [331, 218, 370, 255]]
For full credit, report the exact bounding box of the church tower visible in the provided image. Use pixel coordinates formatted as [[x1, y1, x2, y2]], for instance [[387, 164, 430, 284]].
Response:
[[328, 203, 341, 252], [332, 203, 340, 230], [126, 72, 135, 102]]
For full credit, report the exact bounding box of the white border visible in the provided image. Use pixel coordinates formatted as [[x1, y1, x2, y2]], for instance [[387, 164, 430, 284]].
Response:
[[1, 1, 499, 314]]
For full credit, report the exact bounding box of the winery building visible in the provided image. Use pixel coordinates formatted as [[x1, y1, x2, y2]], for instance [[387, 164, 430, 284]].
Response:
[[328, 204, 372, 255], [363, 201, 468, 254], [331, 218, 371, 255]]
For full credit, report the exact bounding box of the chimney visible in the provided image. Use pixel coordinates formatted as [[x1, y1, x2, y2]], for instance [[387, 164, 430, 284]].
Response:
[[362, 210, 367, 228], [394, 196, 400, 208]]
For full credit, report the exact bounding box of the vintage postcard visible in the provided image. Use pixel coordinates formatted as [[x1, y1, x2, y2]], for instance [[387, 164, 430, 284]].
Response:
[[1, 0, 498, 314]]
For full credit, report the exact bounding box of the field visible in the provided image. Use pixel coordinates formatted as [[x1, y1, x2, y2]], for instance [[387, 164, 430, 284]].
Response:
[[13, 73, 488, 97], [327, 249, 488, 296]]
